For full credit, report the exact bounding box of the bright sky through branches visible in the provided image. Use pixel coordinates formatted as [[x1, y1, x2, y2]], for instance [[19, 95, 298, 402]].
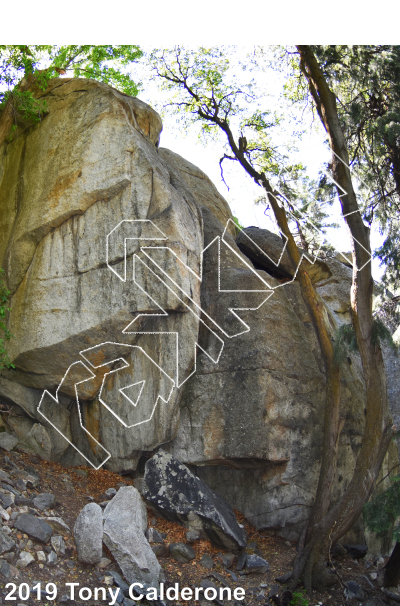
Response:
[[134, 47, 385, 279]]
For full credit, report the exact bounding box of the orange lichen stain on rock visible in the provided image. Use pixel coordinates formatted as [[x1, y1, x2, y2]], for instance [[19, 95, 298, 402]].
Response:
[[203, 405, 225, 460], [47, 169, 81, 208], [261, 461, 288, 483], [75, 365, 110, 401], [106, 372, 115, 391], [87, 349, 106, 368], [263, 389, 278, 422], [84, 399, 102, 457]]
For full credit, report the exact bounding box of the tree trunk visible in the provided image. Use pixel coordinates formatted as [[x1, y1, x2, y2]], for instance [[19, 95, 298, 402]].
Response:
[[292, 44, 395, 592], [207, 94, 346, 592], [384, 542, 400, 588]]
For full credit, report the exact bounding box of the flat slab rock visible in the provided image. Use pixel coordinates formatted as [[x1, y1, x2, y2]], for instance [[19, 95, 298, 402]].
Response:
[[14, 513, 53, 543], [41, 516, 70, 534], [142, 450, 247, 551]]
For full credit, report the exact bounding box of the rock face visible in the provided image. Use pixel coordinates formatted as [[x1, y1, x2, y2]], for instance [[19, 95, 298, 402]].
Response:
[[163, 213, 370, 538], [18, 424, 52, 460], [0, 77, 398, 543], [73, 503, 103, 565], [103, 486, 163, 587], [236, 225, 332, 284], [142, 450, 247, 551], [0, 77, 208, 471]]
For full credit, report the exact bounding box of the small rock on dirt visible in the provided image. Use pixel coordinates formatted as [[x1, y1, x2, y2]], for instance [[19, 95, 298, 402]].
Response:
[[245, 554, 270, 574], [32, 493, 56, 511], [344, 580, 364, 600], [200, 554, 214, 570], [47, 550, 58, 566], [151, 544, 169, 558], [51, 535, 65, 555], [14, 514, 53, 543], [186, 529, 201, 543], [16, 551, 35, 568], [41, 516, 70, 534], [145, 528, 166, 544], [169, 542, 196, 563]]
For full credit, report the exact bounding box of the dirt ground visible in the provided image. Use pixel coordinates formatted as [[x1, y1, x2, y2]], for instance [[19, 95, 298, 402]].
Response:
[[0, 451, 396, 606]]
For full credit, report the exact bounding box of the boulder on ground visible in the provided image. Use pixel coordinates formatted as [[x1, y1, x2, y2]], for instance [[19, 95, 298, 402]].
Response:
[[343, 544, 368, 559], [17, 424, 52, 460], [142, 450, 247, 551], [73, 502, 103, 565], [244, 554, 270, 574], [103, 486, 163, 587], [0, 433, 18, 452]]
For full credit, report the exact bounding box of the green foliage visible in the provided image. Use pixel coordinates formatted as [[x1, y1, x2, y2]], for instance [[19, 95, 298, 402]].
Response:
[[150, 47, 279, 155], [373, 289, 400, 334], [333, 317, 398, 365], [0, 269, 14, 370], [281, 45, 400, 289], [274, 170, 339, 257], [290, 588, 309, 606], [232, 216, 244, 232], [0, 46, 143, 135], [374, 218, 400, 293], [333, 323, 359, 365], [371, 317, 398, 354], [314, 45, 400, 290], [364, 475, 400, 542]]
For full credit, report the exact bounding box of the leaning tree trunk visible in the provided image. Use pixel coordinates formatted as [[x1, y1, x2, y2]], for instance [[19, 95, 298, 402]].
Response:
[[292, 45, 395, 593], [212, 118, 346, 551]]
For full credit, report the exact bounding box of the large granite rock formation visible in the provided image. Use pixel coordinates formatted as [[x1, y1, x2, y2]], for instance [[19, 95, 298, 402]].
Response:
[[0, 78, 398, 540], [0, 78, 231, 471]]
